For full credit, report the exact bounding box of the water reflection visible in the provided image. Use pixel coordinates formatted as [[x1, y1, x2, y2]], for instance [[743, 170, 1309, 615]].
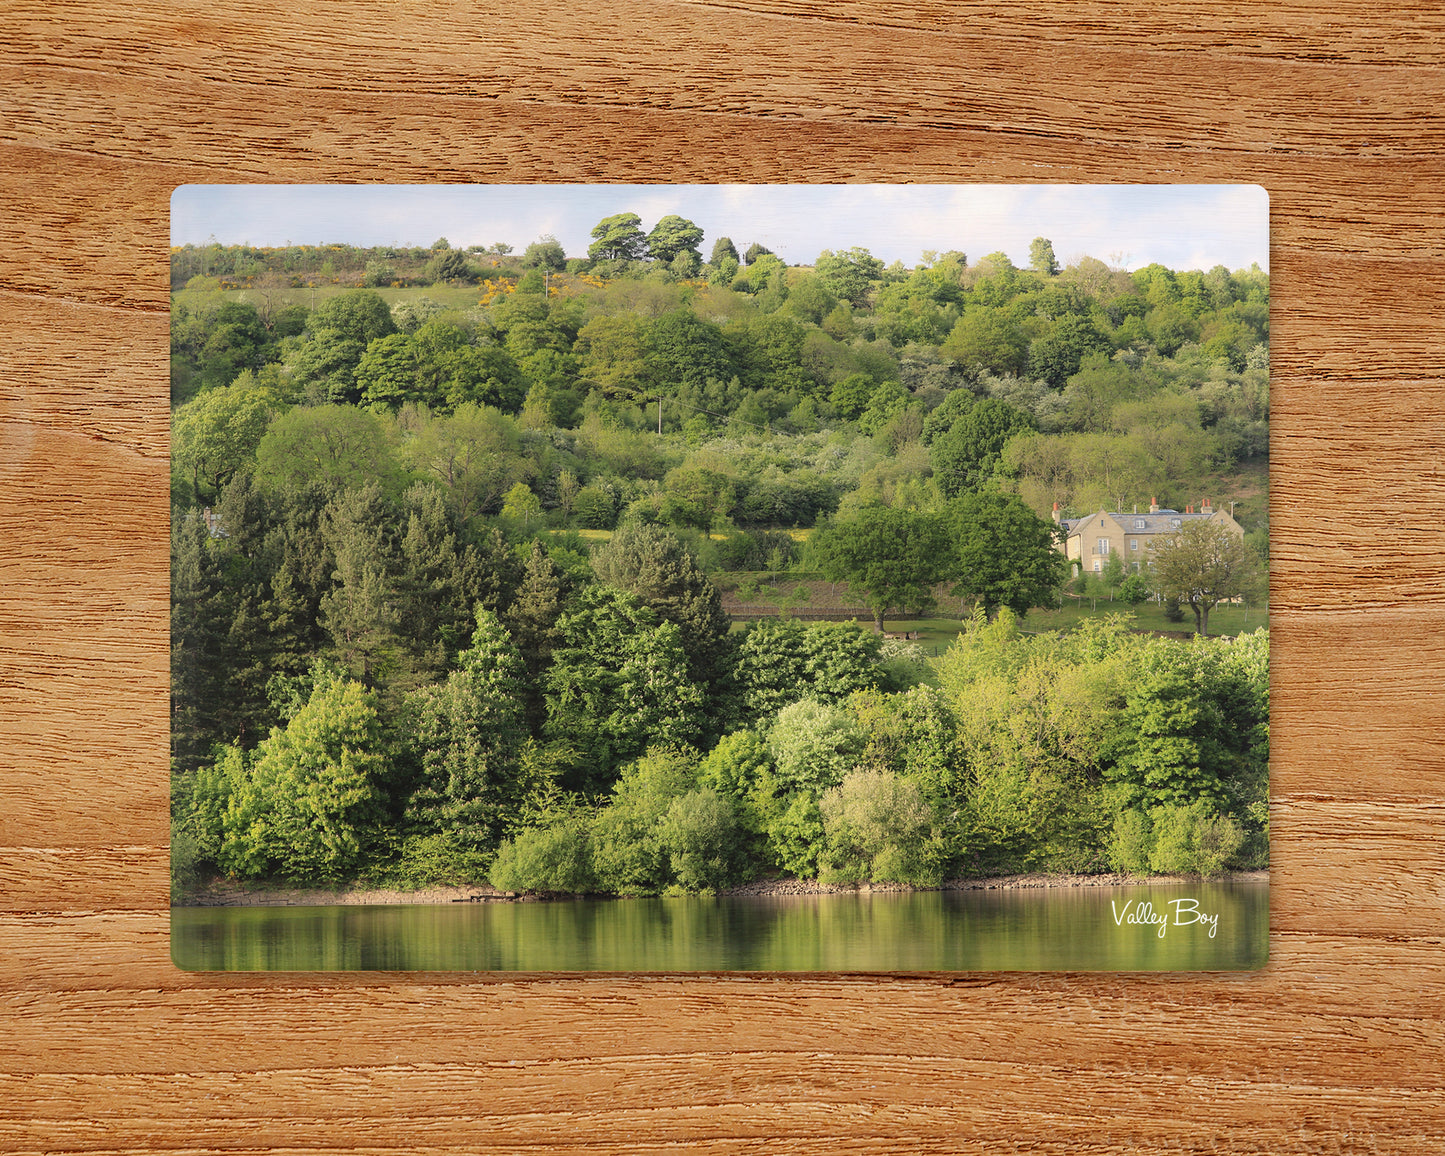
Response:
[[173, 880, 1267, 972]]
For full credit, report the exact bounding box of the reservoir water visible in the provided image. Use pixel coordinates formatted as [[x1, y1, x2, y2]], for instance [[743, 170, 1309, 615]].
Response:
[[173, 878, 1266, 972]]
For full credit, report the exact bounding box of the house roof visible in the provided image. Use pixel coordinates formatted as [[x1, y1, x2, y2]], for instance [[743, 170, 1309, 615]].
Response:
[[1060, 510, 1228, 537]]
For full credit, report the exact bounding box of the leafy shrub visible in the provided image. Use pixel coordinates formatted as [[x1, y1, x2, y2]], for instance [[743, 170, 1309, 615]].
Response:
[[765, 794, 827, 879], [819, 769, 939, 885], [590, 746, 700, 895], [488, 812, 595, 894], [1109, 809, 1154, 876], [376, 830, 493, 888], [572, 484, 618, 529], [1147, 801, 1245, 876], [1118, 573, 1151, 605], [658, 788, 747, 892]]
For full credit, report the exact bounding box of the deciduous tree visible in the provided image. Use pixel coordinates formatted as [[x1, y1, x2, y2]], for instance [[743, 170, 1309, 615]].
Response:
[[645, 215, 704, 264], [812, 506, 951, 633], [214, 670, 389, 882], [543, 586, 704, 791], [1147, 519, 1262, 636], [947, 490, 1067, 619], [588, 212, 647, 261]]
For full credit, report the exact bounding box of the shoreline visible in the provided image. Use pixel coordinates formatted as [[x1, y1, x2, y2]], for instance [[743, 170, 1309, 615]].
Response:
[[175, 869, 1268, 908]]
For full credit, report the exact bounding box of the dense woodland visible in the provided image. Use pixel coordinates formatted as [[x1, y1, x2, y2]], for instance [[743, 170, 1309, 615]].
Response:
[[170, 216, 1269, 898]]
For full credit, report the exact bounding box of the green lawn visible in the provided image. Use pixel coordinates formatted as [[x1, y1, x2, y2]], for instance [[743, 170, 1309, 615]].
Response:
[[855, 600, 1266, 655], [1025, 597, 1268, 637]]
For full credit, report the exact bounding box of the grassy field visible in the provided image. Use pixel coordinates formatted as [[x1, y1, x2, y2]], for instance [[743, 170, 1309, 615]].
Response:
[[843, 600, 1265, 652], [1025, 597, 1267, 637]]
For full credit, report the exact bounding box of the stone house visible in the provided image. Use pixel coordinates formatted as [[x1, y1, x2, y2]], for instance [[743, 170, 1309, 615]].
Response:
[[1055, 498, 1244, 576]]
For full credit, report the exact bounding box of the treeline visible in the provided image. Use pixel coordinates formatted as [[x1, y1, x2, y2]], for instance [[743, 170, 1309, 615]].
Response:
[[170, 236, 522, 292], [173, 487, 1268, 893], [171, 227, 1269, 896], [172, 476, 1266, 897], [172, 229, 1269, 534]]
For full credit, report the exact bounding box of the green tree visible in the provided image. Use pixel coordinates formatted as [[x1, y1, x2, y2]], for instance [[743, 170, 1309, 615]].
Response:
[[648, 309, 735, 391], [1146, 800, 1245, 876], [940, 308, 1029, 379], [660, 787, 748, 891], [214, 670, 389, 882], [488, 806, 596, 894], [590, 745, 701, 894], [814, 247, 884, 307], [812, 506, 951, 633], [727, 619, 882, 728], [401, 403, 530, 526], [819, 769, 938, 884], [828, 372, 876, 420], [171, 506, 241, 769], [424, 248, 471, 285], [402, 609, 530, 852], [195, 301, 271, 389], [287, 290, 397, 403], [645, 215, 704, 264], [544, 586, 705, 791], [849, 685, 963, 809], [317, 483, 406, 685], [588, 212, 647, 261], [1148, 520, 1262, 636], [857, 379, 910, 436], [171, 374, 279, 501], [505, 539, 568, 666], [500, 481, 543, 528], [355, 333, 421, 411], [1027, 315, 1111, 388], [406, 483, 493, 654], [1029, 236, 1060, 277], [929, 397, 1036, 496], [1059, 351, 1143, 433], [436, 345, 526, 413], [575, 313, 654, 398], [254, 404, 403, 496], [710, 236, 740, 266], [766, 699, 865, 798], [590, 521, 733, 691], [659, 465, 733, 534], [946, 491, 1067, 619], [522, 234, 568, 270]]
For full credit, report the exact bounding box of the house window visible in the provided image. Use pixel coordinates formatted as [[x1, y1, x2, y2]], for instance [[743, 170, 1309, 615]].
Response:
[[1134, 519, 1146, 530], [1093, 560, 1102, 572], [1096, 539, 1110, 555], [1170, 518, 1182, 528], [1130, 539, 1139, 550]]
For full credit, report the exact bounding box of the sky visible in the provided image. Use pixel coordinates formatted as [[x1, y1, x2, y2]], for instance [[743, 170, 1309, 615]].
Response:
[[171, 184, 1268, 273]]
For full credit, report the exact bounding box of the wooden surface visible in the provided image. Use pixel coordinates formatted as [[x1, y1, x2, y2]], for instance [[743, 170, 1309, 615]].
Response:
[[4, 2, 1444, 1151]]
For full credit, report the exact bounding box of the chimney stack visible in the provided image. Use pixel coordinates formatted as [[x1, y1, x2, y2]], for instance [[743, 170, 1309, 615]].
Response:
[[1149, 496, 1159, 513]]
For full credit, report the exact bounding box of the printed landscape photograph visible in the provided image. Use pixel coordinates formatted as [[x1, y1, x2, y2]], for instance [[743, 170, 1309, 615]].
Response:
[[169, 184, 1270, 972]]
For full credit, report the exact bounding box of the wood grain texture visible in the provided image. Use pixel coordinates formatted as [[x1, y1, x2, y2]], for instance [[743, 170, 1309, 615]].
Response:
[[3, 0, 1443, 1150]]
